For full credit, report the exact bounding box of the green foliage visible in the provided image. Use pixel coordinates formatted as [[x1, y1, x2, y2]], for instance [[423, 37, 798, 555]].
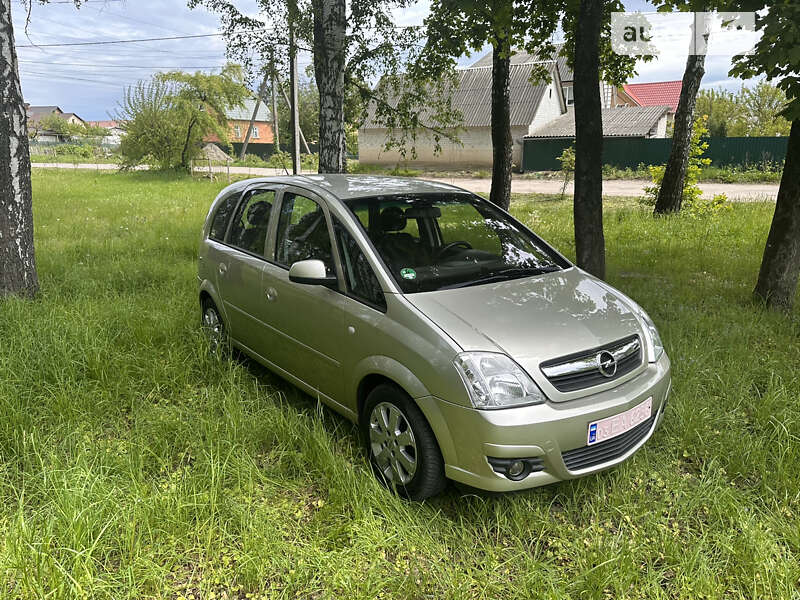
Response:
[[54, 144, 94, 159], [33, 114, 110, 140], [5, 169, 798, 597], [697, 83, 791, 137], [556, 145, 576, 201], [731, 0, 800, 122], [117, 64, 248, 171], [644, 115, 713, 211]]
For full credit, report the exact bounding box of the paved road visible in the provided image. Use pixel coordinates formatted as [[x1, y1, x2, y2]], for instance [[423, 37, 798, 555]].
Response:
[[33, 162, 779, 201]]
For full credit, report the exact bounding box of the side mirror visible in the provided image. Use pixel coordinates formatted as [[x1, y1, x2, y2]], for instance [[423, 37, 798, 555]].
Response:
[[288, 259, 337, 288]]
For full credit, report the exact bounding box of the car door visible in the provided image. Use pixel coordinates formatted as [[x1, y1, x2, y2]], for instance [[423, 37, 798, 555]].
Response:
[[263, 187, 344, 403], [214, 185, 281, 354]]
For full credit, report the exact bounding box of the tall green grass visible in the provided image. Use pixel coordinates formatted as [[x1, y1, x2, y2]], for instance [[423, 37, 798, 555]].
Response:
[[0, 170, 797, 599]]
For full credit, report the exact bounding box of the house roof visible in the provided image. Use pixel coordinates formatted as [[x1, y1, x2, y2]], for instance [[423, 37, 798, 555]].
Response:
[[61, 112, 85, 124], [26, 105, 63, 121], [361, 62, 560, 130], [226, 98, 271, 122], [622, 81, 682, 112], [470, 45, 573, 83], [527, 105, 671, 138]]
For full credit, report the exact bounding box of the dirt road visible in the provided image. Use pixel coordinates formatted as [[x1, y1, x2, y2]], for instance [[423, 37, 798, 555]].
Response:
[[33, 162, 779, 201]]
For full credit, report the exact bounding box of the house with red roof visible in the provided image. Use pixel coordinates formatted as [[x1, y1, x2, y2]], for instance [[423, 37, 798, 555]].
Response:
[[622, 81, 683, 115]]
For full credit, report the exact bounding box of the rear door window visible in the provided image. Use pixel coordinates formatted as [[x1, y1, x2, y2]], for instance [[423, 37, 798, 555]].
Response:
[[227, 189, 276, 257], [209, 191, 241, 241]]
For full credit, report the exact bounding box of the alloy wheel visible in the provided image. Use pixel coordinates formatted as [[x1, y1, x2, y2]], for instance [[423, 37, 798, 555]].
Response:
[[369, 401, 418, 485]]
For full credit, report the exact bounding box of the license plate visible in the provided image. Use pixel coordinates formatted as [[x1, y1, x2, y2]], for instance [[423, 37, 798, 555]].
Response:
[[587, 397, 652, 445]]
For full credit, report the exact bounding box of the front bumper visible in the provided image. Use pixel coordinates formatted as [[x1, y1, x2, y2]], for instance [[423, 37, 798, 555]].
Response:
[[417, 352, 671, 492]]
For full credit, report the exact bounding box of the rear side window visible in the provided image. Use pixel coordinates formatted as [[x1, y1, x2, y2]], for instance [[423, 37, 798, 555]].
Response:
[[209, 191, 240, 241], [334, 219, 386, 311], [227, 189, 276, 257]]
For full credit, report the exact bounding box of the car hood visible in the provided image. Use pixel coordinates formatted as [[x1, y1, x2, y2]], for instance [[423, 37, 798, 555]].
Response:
[[404, 267, 643, 368]]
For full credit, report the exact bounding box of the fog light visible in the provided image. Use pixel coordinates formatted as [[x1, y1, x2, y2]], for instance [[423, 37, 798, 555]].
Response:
[[507, 460, 526, 478]]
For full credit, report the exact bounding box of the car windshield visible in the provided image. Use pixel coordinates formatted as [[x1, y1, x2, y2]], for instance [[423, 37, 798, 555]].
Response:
[[344, 193, 568, 293]]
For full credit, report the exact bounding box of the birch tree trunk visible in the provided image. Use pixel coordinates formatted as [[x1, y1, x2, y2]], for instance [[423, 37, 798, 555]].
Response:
[[653, 52, 705, 214], [312, 0, 346, 173], [489, 38, 512, 211], [573, 0, 605, 279], [753, 119, 800, 311], [0, 0, 39, 299]]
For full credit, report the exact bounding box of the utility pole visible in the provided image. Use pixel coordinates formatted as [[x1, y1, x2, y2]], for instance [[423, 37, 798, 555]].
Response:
[[280, 84, 311, 154], [288, 0, 301, 175], [239, 70, 269, 161], [270, 54, 280, 152]]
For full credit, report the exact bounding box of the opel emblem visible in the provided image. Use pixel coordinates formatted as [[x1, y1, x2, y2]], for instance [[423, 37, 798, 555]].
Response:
[[597, 351, 617, 377]]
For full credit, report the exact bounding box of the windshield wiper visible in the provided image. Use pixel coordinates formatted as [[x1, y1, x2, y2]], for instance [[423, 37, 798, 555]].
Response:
[[441, 265, 561, 289]]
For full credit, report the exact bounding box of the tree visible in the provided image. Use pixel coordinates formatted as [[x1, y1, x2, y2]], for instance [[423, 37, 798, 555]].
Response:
[[1, 0, 38, 298], [740, 82, 791, 137], [560, 0, 638, 278], [652, 8, 736, 214], [570, 0, 606, 277], [188, 0, 424, 175], [697, 83, 791, 138], [696, 87, 743, 137], [423, 0, 562, 211], [117, 65, 248, 171], [731, 0, 800, 310]]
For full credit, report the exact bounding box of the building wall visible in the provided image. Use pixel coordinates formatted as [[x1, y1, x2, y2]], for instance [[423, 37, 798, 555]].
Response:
[[207, 120, 275, 145], [358, 125, 530, 169], [648, 114, 668, 138], [528, 79, 564, 135]]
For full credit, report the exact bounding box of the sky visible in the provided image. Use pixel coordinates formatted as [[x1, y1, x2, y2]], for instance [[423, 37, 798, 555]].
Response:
[[12, 0, 761, 121]]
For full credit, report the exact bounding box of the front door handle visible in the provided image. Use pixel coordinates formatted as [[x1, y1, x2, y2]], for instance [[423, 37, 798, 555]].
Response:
[[218, 263, 228, 276], [265, 287, 278, 302]]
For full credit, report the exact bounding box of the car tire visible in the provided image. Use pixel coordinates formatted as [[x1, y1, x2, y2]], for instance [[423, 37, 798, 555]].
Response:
[[201, 297, 227, 355], [362, 383, 447, 501]]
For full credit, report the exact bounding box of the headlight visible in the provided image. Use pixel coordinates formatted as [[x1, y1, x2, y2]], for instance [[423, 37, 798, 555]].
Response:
[[633, 305, 664, 362], [453, 352, 547, 409]]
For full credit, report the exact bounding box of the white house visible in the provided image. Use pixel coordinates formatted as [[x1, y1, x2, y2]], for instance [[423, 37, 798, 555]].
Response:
[[358, 60, 566, 169]]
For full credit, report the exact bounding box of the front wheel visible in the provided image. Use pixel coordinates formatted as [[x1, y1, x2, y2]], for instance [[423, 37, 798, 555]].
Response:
[[362, 384, 446, 501]]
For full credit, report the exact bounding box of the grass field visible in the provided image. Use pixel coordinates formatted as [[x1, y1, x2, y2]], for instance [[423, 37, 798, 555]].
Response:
[[1, 170, 798, 599]]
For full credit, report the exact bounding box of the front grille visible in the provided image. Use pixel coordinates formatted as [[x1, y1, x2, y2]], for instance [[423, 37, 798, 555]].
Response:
[[562, 414, 656, 471], [540, 335, 642, 392]]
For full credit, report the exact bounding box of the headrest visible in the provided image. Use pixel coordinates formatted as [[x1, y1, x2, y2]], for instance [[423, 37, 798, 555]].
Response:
[[379, 206, 407, 232], [246, 200, 270, 225]]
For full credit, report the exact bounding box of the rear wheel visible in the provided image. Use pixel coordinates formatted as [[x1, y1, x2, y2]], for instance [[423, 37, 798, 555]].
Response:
[[363, 384, 446, 500], [201, 298, 226, 354]]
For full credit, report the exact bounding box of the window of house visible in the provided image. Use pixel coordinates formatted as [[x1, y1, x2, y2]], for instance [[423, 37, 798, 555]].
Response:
[[227, 189, 276, 256], [275, 193, 334, 275], [209, 191, 240, 241], [233, 125, 242, 138], [563, 85, 574, 106], [334, 218, 386, 310], [251, 126, 260, 139]]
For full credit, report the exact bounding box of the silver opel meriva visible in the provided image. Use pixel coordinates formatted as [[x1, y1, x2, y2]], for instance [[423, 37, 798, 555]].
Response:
[[198, 175, 671, 500]]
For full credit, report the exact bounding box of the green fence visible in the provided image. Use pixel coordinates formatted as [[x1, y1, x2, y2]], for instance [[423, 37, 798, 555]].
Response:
[[521, 136, 789, 172]]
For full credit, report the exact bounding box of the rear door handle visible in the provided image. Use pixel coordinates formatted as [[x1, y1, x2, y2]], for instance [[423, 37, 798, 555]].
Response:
[[218, 263, 228, 276]]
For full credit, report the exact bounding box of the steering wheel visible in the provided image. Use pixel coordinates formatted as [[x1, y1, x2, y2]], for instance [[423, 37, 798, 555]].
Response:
[[436, 240, 472, 258]]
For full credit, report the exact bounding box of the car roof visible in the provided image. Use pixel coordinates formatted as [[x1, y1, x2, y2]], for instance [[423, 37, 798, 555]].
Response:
[[218, 174, 469, 202]]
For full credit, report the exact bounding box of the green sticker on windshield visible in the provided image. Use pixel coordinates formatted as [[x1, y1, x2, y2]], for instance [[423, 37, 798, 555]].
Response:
[[400, 268, 417, 280]]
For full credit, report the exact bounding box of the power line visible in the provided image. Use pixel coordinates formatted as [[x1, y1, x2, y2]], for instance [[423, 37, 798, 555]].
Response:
[[16, 32, 228, 48], [20, 59, 227, 69]]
